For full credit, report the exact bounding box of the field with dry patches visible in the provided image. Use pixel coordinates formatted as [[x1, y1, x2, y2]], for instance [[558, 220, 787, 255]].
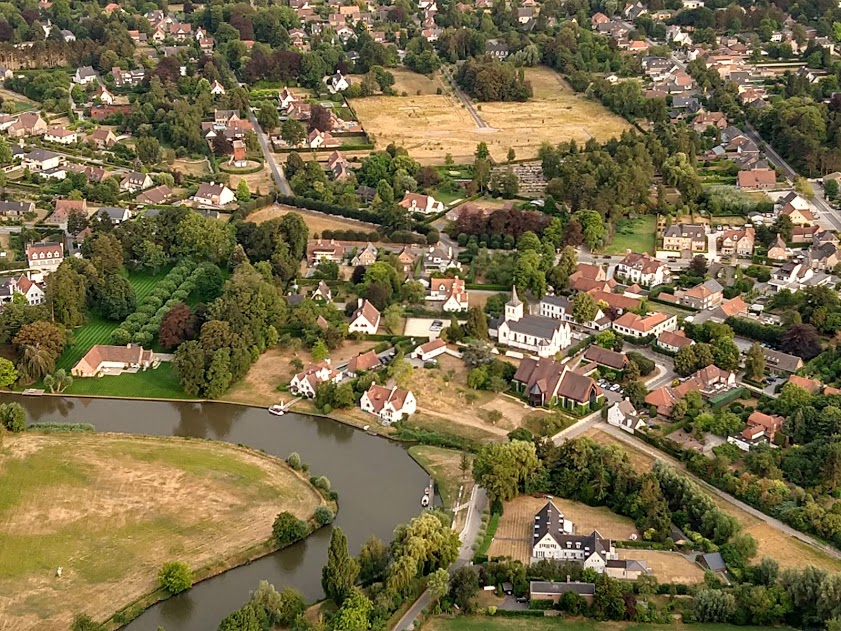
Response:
[[487, 495, 639, 563], [0, 433, 322, 631], [580, 427, 841, 572], [350, 67, 630, 164], [617, 549, 705, 584], [248, 204, 380, 237]]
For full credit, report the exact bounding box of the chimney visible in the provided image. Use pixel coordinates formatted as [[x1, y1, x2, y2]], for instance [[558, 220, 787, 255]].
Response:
[[566, 575, 571, 583], [357, 298, 363, 308]]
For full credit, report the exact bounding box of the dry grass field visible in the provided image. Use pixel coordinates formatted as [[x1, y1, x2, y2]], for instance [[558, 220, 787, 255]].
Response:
[[580, 428, 841, 572], [172, 157, 212, 177], [408, 445, 471, 511], [226, 162, 274, 197], [350, 67, 630, 164], [248, 204, 380, 236], [487, 495, 639, 563], [617, 549, 706, 584], [0, 433, 322, 631]]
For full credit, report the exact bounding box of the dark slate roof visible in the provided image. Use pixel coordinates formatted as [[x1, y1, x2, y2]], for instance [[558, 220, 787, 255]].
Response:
[[699, 552, 726, 571], [541, 294, 571, 309], [530, 581, 595, 596], [532, 501, 565, 545], [505, 314, 562, 339]]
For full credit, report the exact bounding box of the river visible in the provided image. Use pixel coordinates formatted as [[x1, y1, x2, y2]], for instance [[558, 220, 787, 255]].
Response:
[[4, 395, 430, 631]]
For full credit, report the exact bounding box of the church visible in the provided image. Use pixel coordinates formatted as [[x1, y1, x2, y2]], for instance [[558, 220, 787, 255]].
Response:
[[495, 287, 571, 357]]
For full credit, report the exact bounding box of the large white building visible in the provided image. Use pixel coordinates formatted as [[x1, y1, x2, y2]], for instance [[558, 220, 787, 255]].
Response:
[[360, 384, 416, 424], [615, 252, 670, 287], [497, 288, 571, 358], [531, 501, 618, 572]]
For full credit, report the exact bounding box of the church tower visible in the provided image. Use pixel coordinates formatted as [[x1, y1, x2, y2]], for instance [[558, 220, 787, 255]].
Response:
[[505, 286, 524, 322]]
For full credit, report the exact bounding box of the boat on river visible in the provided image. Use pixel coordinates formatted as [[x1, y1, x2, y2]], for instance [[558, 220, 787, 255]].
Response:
[[268, 404, 286, 416], [421, 482, 431, 507]]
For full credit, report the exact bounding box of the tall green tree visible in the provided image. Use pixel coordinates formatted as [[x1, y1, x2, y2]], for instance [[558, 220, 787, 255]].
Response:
[[322, 527, 360, 606], [744, 342, 766, 381], [472, 440, 540, 502]]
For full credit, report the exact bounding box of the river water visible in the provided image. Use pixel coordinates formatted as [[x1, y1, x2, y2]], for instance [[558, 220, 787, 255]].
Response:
[[4, 395, 429, 631]]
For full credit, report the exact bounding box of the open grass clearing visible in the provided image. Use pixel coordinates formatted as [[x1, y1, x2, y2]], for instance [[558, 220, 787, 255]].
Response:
[[617, 549, 705, 584], [248, 204, 380, 236], [580, 428, 841, 572], [601, 215, 656, 256], [408, 445, 471, 511], [423, 617, 794, 631], [351, 66, 629, 164], [172, 157, 212, 177], [0, 432, 322, 631], [227, 163, 274, 197], [58, 363, 190, 400]]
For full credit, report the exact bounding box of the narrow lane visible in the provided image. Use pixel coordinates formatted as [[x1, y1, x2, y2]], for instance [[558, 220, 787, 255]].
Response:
[[247, 107, 293, 195]]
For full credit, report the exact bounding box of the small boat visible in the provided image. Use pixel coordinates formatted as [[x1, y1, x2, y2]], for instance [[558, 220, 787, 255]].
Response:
[[268, 404, 286, 416], [421, 494, 430, 507]]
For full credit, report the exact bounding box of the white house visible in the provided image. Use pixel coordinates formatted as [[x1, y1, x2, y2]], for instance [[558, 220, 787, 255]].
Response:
[[539, 294, 609, 331], [73, 66, 99, 84], [0, 275, 44, 305], [97, 207, 132, 224], [497, 287, 571, 358], [311, 280, 332, 302], [612, 311, 677, 338], [349, 299, 380, 334], [412, 338, 447, 362], [606, 398, 646, 433], [26, 242, 64, 273], [210, 80, 226, 95], [615, 252, 670, 286], [428, 277, 469, 312], [531, 501, 618, 572], [193, 182, 235, 206], [360, 384, 417, 424], [289, 360, 341, 398], [44, 127, 79, 145], [96, 85, 114, 105], [120, 171, 154, 192], [71, 344, 154, 377], [327, 71, 350, 93], [23, 148, 62, 172], [399, 192, 444, 215]]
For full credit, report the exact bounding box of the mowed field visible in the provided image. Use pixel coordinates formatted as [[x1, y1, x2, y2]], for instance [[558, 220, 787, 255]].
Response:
[[248, 204, 380, 236], [55, 269, 170, 372], [487, 495, 640, 565], [581, 427, 841, 573], [0, 433, 323, 631], [350, 67, 630, 164]]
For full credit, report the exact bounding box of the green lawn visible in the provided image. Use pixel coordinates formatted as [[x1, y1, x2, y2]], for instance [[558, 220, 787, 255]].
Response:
[[424, 617, 794, 631], [59, 363, 192, 399], [602, 216, 656, 255], [55, 268, 172, 372], [428, 187, 465, 206]]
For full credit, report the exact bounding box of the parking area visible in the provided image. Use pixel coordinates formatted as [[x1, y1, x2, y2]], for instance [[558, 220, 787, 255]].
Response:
[[403, 316, 466, 339]]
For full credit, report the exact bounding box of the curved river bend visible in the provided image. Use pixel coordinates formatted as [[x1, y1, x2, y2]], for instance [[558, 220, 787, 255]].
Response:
[[3, 396, 429, 631]]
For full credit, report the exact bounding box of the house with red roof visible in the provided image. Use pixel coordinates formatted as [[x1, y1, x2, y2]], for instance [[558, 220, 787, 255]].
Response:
[[360, 384, 416, 424]]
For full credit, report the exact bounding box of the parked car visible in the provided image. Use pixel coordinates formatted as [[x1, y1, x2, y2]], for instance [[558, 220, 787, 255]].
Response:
[[429, 320, 443, 331]]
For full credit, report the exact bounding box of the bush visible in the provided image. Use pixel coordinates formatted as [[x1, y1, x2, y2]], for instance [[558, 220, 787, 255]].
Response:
[[71, 614, 105, 631], [312, 475, 331, 491], [158, 561, 193, 594], [314, 505, 335, 525], [111, 328, 131, 345], [286, 452, 302, 470], [272, 511, 308, 546], [627, 351, 655, 376]]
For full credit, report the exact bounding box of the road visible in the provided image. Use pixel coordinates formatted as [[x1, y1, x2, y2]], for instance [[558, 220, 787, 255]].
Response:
[[394, 485, 488, 630], [557, 418, 841, 562], [247, 107, 292, 195], [443, 67, 490, 130]]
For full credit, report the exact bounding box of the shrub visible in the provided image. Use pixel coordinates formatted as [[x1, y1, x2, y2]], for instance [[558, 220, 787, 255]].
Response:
[[286, 452, 302, 470], [272, 511, 308, 546], [71, 614, 105, 631], [312, 476, 331, 491], [158, 561, 193, 594], [314, 505, 335, 525], [111, 328, 131, 345], [133, 331, 153, 345]]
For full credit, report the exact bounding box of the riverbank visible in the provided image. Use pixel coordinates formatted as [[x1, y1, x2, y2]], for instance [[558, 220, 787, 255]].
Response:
[[0, 432, 328, 631]]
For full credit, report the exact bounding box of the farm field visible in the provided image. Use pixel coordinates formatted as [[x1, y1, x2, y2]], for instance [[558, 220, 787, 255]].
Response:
[[351, 67, 630, 164], [0, 432, 323, 631], [54, 269, 170, 372], [580, 427, 841, 572], [487, 495, 640, 564], [423, 618, 795, 631], [601, 216, 656, 255], [248, 204, 380, 237]]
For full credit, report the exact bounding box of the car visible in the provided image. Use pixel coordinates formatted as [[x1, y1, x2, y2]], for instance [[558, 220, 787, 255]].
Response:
[[516, 597, 529, 604], [429, 320, 443, 331]]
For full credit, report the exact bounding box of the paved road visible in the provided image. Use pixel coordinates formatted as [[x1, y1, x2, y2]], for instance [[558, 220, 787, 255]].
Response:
[[443, 67, 489, 130], [393, 485, 488, 631], [247, 107, 293, 195], [567, 421, 841, 563], [743, 123, 797, 181]]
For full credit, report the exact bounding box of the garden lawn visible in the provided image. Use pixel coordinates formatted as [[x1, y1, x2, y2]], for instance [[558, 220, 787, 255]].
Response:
[[58, 363, 191, 399], [423, 618, 795, 631], [602, 216, 656, 256], [0, 432, 323, 631]]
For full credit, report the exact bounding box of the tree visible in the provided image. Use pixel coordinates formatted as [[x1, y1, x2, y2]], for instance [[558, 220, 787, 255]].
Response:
[[257, 104, 280, 131], [825, 179, 839, 200], [43, 368, 71, 393], [449, 566, 480, 612], [475, 142, 490, 160], [358, 535, 389, 585], [312, 339, 329, 362], [624, 380, 648, 408], [0, 402, 25, 432], [322, 527, 359, 606], [460, 451, 471, 480], [427, 567, 450, 602], [712, 336, 740, 372], [331, 588, 372, 631], [159, 304, 197, 350], [781, 323, 821, 360], [315, 505, 335, 525], [281, 118, 306, 146], [71, 614, 105, 631], [507, 147, 516, 162], [674, 344, 698, 377], [382, 304, 404, 334], [272, 511, 308, 546], [175, 213, 233, 263], [13, 321, 65, 363], [694, 588, 737, 622], [463, 306, 488, 340], [136, 136, 162, 164], [83, 233, 124, 274], [744, 342, 766, 381], [689, 254, 708, 275], [236, 179, 251, 204], [46, 264, 88, 327], [574, 210, 605, 250], [0, 136, 11, 165], [572, 291, 598, 324], [98, 274, 136, 321], [0, 357, 17, 388], [67, 208, 89, 236], [158, 561, 193, 594], [472, 440, 540, 502]]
